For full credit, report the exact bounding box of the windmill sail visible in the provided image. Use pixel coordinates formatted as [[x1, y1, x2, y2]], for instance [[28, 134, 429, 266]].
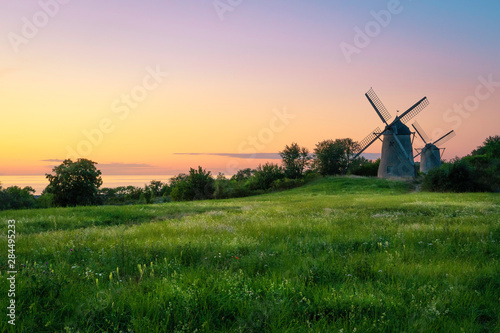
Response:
[[433, 130, 456, 147], [412, 122, 430, 144], [352, 127, 382, 159], [366, 88, 391, 125], [399, 97, 429, 124]]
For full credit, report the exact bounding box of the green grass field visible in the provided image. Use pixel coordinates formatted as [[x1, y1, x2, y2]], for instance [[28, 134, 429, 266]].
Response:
[[1, 177, 499, 332]]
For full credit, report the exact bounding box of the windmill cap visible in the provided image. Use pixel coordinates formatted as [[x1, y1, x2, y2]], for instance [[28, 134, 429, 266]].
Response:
[[388, 119, 411, 135]]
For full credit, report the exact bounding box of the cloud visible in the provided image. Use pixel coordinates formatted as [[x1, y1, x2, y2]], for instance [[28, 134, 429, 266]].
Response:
[[92, 163, 158, 175], [174, 152, 380, 160], [43, 160, 154, 168], [174, 153, 282, 159]]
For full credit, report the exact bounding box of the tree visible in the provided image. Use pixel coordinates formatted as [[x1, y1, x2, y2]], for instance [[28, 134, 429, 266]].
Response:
[[0, 185, 37, 210], [230, 168, 254, 182], [124, 186, 144, 201], [471, 135, 500, 157], [314, 138, 359, 176], [467, 135, 500, 191], [189, 166, 215, 200], [335, 138, 360, 174], [169, 173, 188, 187], [247, 163, 284, 190], [214, 172, 231, 199], [44, 159, 103, 207], [423, 159, 480, 192], [147, 180, 165, 197], [280, 142, 311, 179], [170, 167, 215, 201], [313, 140, 340, 176]]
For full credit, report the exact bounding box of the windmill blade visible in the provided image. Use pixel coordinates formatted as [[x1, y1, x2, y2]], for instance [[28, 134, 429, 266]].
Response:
[[365, 88, 391, 125], [414, 149, 423, 159], [433, 130, 456, 147], [352, 127, 382, 159], [399, 97, 429, 124], [411, 122, 430, 144], [392, 133, 410, 160]]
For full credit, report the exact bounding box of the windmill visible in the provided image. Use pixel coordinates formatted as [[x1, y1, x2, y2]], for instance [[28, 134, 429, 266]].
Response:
[[352, 88, 429, 178], [412, 122, 456, 174]]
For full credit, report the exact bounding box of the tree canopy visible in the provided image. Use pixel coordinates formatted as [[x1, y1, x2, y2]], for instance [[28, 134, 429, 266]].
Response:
[[314, 138, 359, 176], [44, 159, 103, 207], [471, 135, 500, 158], [170, 166, 215, 201], [279, 142, 311, 179]]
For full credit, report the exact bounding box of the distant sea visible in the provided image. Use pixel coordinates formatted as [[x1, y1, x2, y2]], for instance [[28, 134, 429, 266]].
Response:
[[0, 175, 175, 195], [1, 153, 381, 195]]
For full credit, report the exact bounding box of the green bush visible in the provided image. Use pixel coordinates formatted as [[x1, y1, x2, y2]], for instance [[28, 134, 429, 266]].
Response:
[[170, 167, 215, 201], [37, 192, 54, 208], [146, 180, 165, 197], [143, 187, 155, 204], [464, 155, 500, 192], [467, 135, 500, 191], [123, 186, 144, 201], [448, 159, 480, 192], [170, 178, 194, 201], [230, 168, 254, 182], [423, 159, 481, 192], [0, 185, 37, 210], [213, 173, 254, 199], [471, 135, 500, 157], [99, 186, 146, 205], [350, 158, 380, 177], [303, 170, 322, 183], [160, 183, 172, 196], [214, 173, 231, 199], [271, 178, 304, 190], [246, 163, 285, 191], [189, 167, 215, 200]]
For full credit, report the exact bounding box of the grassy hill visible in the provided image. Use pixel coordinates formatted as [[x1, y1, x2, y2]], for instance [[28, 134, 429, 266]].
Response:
[[1, 177, 499, 332]]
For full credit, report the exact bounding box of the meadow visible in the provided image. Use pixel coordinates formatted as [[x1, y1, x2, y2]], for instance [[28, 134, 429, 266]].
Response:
[[1, 177, 499, 332]]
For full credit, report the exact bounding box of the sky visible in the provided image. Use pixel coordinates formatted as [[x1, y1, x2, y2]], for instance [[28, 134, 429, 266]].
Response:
[[1, 0, 499, 177]]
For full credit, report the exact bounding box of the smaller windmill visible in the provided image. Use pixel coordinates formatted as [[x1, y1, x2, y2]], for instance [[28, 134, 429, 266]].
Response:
[[412, 122, 456, 174], [353, 88, 429, 178]]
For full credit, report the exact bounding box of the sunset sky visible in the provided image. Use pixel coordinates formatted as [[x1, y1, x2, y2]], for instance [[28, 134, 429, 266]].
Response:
[[1, 0, 499, 177]]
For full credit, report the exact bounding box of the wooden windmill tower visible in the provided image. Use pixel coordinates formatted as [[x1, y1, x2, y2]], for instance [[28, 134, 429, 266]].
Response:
[[352, 88, 429, 178]]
